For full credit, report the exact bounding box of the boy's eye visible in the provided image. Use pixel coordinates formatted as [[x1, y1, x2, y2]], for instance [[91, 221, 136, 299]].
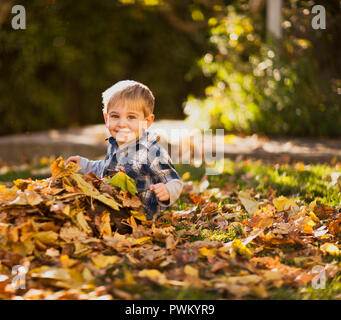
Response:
[[128, 115, 136, 119], [110, 114, 119, 118]]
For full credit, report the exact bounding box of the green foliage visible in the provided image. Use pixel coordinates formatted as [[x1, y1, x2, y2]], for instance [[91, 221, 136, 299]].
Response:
[[185, 2, 341, 136]]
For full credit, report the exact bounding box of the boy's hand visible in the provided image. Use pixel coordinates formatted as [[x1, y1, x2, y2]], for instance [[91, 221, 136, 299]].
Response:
[[66, 156, 81, 166], [150, 183, 170, 202]]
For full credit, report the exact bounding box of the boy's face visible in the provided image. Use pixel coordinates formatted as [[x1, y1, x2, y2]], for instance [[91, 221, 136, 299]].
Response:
[[103, 100, 154, 146]]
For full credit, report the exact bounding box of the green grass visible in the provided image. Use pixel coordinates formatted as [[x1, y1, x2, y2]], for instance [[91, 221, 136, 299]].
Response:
[[0, 163, 50, 184], [175, 159, 341, 206]]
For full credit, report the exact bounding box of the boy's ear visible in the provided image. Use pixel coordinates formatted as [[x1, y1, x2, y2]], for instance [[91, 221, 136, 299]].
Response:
[[145, 113, 155, 128], [103, 112, 108, 126]]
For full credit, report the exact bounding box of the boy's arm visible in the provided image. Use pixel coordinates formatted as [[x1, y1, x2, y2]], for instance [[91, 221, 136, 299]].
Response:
[[78, 156, 106, 177], [149, 146, 183, 207]]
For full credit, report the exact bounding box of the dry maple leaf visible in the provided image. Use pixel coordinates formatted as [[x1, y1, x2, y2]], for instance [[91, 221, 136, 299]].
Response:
[[50, 156, 79, 181]]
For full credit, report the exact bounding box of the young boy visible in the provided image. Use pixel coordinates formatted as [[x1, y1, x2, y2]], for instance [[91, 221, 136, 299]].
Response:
[[67, 80, 183, 219]]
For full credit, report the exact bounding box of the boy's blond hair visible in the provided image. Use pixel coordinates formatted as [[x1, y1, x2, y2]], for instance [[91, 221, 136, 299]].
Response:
[[102, 80, 155, 116]]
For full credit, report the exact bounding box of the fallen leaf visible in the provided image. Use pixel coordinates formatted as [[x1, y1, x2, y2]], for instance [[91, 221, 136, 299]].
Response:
[[130, 210, 147, 221], [107, 172, 138, 196], [94, 211, 112, 237], [320, 243, 340, 256], [273, 196, 293, 212], [184, 265, 199, 277], [138, 269, 167, 285], [133, 237, 152, 246], [231, 239, 252, 259], [238, 191, 259, 216], [34, 231, 59, 245], [91, 254, 120, 268]]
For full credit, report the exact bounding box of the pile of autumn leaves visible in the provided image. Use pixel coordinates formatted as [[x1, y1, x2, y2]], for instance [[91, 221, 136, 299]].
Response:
[[0, 157, 340, 300]]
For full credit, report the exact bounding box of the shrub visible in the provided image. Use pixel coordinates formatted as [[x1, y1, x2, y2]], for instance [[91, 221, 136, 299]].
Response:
[[184, 2, 341, 136]]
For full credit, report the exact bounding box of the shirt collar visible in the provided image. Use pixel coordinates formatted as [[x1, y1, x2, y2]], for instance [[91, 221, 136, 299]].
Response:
[[105, 129, 160, 151]]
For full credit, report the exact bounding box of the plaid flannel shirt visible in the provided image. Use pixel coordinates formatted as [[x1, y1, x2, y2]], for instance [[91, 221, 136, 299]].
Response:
[[79, 129, 182, 219]]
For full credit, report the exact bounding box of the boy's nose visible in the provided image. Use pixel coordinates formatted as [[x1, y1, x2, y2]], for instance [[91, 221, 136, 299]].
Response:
[[117, 118, 128, 127]]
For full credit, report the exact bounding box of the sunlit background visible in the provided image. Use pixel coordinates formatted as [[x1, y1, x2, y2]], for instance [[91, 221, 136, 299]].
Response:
[[0, 0, 340, 137]]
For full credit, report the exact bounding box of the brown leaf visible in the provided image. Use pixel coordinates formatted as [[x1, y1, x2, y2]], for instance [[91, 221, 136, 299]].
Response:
[[50, 157, 79, 181], [313, 202, 336, 219], [328, 216, 341, 236], [94, 211, 112, 237], [59, 223, 88, 242]]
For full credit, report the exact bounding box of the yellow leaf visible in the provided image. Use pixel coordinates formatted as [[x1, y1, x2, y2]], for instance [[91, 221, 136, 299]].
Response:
[[320, 243, 340, 256], [91, 254, 120, 268], [123, 268, 136, 286], [232, 239, 252, 259], [262, 270, 283, 281], [60, 254, 78, 268], [95, 211, 112, 237], [82, 268, 94, 282], [71, 173, 121, 211], [133, 236, 152, 245], [303, 218, 316, 234], [50, 157, 79, 181], [8, 226, 19, 242], [227, 274, 261, 285], [62, 205, 71, 216], [138, 269, 167, 284], [62, 177, 77, 193], [29, 266, 71, 281], [238, 191, 259, 216], [34, 231, 58, 245], [130, 210, 147, 221], [0, 188, 18, 205], [308, 211, 320, 223], [273, 196, 293, 212], [308, 199, 317, 211], [199, 247, 216, 258], [184, 265, 199, 277], [24, 190, 43, 206], [76, 212, 92, 233]]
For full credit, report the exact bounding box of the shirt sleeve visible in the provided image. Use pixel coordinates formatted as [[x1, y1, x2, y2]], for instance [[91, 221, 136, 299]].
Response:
[[78, 156, 106, 177], [165, 179, 183, 205], [148, 145, 183, 208]]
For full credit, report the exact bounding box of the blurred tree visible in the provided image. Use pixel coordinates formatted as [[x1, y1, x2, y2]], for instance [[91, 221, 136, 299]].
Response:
[[0, 0, 229, 134], [184, 0, 341, 136]]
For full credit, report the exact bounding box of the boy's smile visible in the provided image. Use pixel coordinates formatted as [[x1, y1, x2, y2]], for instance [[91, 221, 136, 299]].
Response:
[[104, 100, 154, 146]]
